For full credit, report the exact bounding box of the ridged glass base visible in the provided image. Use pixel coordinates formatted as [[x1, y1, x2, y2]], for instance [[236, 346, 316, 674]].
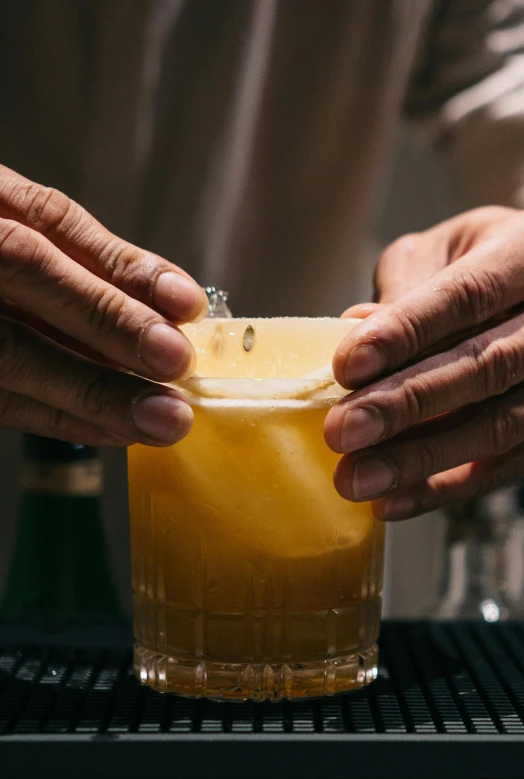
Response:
[[134, 643, 378, 701]]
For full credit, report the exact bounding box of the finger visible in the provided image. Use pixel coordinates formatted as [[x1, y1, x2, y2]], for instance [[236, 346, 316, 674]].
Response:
[[0, 316, 194, 447], [341, 303, 382, 319], [333, 217, 524, 389], [0, 299, 117, 366], [333, 382, 524, 502], [374, 231, 450, 304], [0, 164, 208, 322], [0, 389, 136, 446], [325, 310, 524, 454], [373, 208, 515, 304], [0, 218, 195, 382], [371, 443, 524, 521]]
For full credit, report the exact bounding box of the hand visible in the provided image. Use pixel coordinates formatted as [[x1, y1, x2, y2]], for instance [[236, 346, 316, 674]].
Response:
[[325, 206, 524, 520], [0, 165, 208, 446]]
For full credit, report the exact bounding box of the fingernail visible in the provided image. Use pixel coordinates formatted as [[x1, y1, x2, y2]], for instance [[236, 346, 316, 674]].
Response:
[[344, 344, 386, 387], [155, 273, 208, 322], [142, 322, 195, 380], [132, 394, 194, 444], [373, 493, 415, 521], [352, 456, 396, 501], [340, 407, 384, 452]]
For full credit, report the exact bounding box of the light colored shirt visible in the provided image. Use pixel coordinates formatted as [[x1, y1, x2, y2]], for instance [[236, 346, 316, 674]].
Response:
[[1, 0, 523, 317]]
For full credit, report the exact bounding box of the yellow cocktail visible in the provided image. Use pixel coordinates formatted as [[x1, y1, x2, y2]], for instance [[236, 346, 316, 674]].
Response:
[[128, 318, 385, 700]]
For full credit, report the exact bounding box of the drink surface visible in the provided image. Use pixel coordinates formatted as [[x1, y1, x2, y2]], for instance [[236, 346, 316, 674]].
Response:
[[129, 318, 385, 699], [180, 316, 361, 379]]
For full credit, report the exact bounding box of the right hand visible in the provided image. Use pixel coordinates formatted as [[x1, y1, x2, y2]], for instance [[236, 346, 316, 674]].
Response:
[[325, 207, 524, 520], [0, 164, 208, 446]]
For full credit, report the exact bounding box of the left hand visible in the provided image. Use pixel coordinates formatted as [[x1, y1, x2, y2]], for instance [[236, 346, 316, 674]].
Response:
[[324, 206, 524, 521], [0, 164, 208, 446]]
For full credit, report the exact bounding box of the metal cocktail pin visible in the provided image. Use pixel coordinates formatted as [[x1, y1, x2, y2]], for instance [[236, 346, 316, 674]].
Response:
[[203, 287, 233, 318]]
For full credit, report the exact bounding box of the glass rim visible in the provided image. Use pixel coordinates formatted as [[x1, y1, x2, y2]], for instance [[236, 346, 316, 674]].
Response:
[[175, 377, 338, 386], [186, 315, 347, 322], [172, 376, 346, 403]]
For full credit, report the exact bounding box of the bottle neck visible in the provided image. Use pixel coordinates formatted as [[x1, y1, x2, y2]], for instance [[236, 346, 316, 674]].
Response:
[[20, 435, 103, 497]]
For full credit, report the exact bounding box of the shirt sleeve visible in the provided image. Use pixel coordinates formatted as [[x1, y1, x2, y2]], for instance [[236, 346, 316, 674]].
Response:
[[405, 0, 524, 209]]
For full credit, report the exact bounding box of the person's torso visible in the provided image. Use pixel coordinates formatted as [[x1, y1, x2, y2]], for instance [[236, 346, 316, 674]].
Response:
[[0, 0, 431, 313]]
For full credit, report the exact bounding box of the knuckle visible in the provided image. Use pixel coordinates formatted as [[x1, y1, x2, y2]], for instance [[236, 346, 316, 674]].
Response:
[[78, 371, 114, 418], [97, 238, 142, 285], [0, 218, 53, 284], [0, 218, 21, 251], [1, 173, 88, 239], [449, 266, 505, 324], [487, 403, 522, 455], [472, 205, 516, 224], [46, 404, 97, 443], [11, 181, 87, 243], [391, 307, 429, 356], [400, 376, 435, 426], [49, 406, 74, 438], [87, 284, 131, 339], [474, 338, 524, 398], [20, 183, 71, 229], [381, 233, 420, 264], [412, 437, 441, 479]]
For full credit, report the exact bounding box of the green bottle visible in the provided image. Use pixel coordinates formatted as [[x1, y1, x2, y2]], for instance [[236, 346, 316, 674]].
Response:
[[0, 435, 121, 624]]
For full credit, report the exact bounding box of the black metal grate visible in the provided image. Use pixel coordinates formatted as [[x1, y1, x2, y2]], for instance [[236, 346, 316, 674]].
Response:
[[2, 621, 524, 778]]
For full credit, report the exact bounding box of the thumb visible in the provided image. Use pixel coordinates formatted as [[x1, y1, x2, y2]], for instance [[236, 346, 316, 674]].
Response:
[[374, 232, 450, 304], [341, 303, 382, 319]]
